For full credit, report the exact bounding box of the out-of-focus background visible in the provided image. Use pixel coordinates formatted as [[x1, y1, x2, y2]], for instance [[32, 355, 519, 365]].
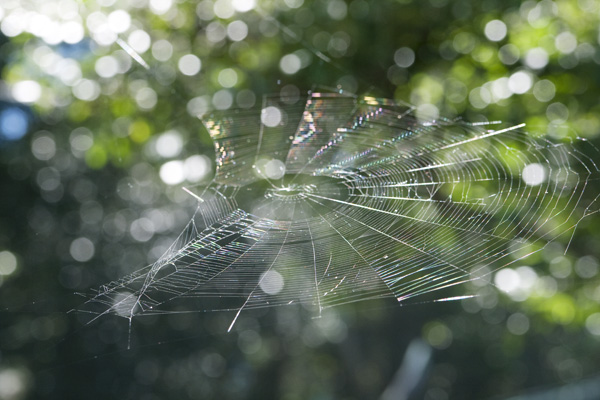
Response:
[[1, 0, 600, 399]]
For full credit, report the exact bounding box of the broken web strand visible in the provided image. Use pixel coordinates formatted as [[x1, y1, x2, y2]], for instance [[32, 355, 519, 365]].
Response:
[[115, 37, 150, 70], [305, 219, 323, 318]]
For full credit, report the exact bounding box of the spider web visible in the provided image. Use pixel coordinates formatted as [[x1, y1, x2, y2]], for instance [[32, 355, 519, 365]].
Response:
[[75, 90, 600, 334]]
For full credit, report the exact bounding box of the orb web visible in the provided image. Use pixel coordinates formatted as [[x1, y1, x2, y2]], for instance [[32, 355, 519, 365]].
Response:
[[75, 91, 600, 333]]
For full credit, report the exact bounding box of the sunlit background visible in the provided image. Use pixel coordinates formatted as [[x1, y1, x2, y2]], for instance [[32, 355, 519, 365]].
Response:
[[1, 0, 600, 399]]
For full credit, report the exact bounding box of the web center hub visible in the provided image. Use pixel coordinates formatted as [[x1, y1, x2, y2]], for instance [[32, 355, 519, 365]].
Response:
[[265, 184, 315, 201]]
